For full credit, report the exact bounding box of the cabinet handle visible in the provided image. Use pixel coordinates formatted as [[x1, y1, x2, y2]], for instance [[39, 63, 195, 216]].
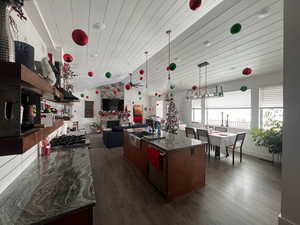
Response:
[[4, 101, 14, 120]]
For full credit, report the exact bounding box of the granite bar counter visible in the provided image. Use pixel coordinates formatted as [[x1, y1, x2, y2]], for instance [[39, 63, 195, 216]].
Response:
[[123, 129, 207, 200], [0, 146, 96, 225]]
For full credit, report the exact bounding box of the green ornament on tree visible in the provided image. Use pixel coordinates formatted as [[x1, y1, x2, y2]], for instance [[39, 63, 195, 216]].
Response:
[[138, 91, 142, 95], [169, 63, 177, 71], [105, 72, 112, 78], [240, 86, 248, 92], [139, 97, 142, 100], [170, 84, 175, 90], [80, 93, 84, 98], [231, 23, 242, 34]]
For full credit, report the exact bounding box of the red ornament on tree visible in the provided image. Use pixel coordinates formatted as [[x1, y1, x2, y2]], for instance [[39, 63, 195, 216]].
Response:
[[125, 83, 132, 90], [139, 69, 144, 75], [242, 67, 252, 76], [63, 53, 73, 63], [189, 0, 202, 11], [166, 66, 170, 71], [72, 29, 89, 46], [192, 85, 198, 91], [88, 72, 94, 77]]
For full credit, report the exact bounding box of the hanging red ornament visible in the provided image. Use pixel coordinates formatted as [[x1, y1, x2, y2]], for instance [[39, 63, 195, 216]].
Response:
[[139, 69, 145, 75], [158, 94, 162, 97], [166, 66, 170, 71], [88, 71, 94, 77], [242, 67, 252, 76], [192, 85, 198, 91], [140, 76, 143, 81], [86, 96, 89, 99], [117, 88, 121, 92], [72, 29, 89, 46], [189, 0, 202, 11], [63, 53, 73, 63], [96, 90, 100, 94], [125, 83, 132, 90], [155, 93, 158, 96], [113, 90, 117, 95]]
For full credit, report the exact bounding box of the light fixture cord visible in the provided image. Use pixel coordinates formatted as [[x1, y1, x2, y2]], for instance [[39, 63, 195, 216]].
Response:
[[168, 31, 171, 81], [205, 64, 208, 95], [145, 52, 148, 89]]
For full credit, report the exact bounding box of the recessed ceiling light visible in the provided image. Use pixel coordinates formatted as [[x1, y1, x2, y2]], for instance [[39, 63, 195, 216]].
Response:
[[203, 41, 211, 47], [257, 7, 270, 19], [93, 22, 106, 30]]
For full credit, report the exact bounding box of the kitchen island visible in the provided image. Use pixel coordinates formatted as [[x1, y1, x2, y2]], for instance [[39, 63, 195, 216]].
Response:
[[0, 145, 96, 225], [123, 129, 207, 200]]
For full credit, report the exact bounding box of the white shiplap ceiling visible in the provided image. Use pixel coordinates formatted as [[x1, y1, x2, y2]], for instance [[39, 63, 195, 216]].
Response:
[[35, 0, 224, 91], [35, 0, 283, 93]]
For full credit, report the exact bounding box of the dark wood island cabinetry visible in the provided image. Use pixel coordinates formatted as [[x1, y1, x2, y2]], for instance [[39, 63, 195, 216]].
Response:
[[123, 129, 207, 200]]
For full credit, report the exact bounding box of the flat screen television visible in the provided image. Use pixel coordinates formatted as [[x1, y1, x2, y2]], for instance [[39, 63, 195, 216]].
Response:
[[102, 99, 124, 111]]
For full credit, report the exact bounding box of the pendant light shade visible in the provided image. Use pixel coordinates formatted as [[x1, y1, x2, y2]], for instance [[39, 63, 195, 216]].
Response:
[[72, 29, 89, 46], [88, 71, 94, 77], [125, 83, 132, 90]]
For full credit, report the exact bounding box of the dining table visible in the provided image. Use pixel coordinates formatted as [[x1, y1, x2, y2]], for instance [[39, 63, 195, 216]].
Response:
[[181, 126, 237, 159]]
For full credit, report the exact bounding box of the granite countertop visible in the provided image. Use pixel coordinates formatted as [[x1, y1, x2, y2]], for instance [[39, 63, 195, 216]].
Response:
[[0, 146, 96, 225], [143, 131, 207, 152]]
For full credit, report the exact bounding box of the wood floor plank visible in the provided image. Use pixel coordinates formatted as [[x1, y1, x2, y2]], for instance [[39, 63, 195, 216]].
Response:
[[88, 134, 281, 225]]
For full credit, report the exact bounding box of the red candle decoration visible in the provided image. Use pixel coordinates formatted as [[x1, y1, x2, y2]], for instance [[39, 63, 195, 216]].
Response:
[[139, 69, 145, 75], [72, 29, 89, 46], [192, 85, 198, 91], [125, 83, 132, 90], [63, 53, 73, 63], [242, 67, 252, 76], [189, 0, 202, 11], [88, 71, 94, 77]]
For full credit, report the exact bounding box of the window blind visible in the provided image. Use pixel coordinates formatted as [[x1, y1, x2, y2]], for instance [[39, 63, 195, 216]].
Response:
[[260, 86, 283, 108], [192, 99, 201, 108], [206, 90, 251, 109]]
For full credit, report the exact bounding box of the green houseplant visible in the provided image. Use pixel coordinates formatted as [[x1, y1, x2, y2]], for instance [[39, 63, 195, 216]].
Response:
[[251, 119, 283, 154]]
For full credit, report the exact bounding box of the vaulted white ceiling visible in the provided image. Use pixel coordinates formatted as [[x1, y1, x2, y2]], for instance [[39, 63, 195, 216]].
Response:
[[35, 0, 283, 93], [35, 0, 224, 91]]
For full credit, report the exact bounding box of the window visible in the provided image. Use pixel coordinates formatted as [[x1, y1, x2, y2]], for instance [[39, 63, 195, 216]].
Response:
[[156, 100, 164, 118], [206, 90, 251, 129], [259, 86, 283, 129], [192, 99, 201, 122]]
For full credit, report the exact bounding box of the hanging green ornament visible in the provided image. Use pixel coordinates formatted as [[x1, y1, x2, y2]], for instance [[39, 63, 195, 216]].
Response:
[[105, 72, 112, 78], [139, 97, 142, 100], [231, 23, 242, 34], [170, 84, 176, 90], [169, 63, 177, 71], [138, 91, 142, 95], [80, 93, 84, 98], [240, 86, 248, 92]]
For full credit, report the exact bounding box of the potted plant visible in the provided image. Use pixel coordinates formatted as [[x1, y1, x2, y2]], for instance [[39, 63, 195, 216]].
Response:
[[251, 119, 283, 163]]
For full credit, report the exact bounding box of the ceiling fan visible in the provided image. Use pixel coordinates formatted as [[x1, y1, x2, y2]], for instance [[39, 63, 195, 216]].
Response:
[[129, 73, 144, 88]]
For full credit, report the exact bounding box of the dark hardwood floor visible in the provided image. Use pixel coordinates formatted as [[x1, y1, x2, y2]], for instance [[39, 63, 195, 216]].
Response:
[[88, 134, 281, 225]]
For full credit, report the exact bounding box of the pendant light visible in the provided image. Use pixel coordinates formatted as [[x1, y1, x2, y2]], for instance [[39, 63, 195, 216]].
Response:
[[166, 30, 176, 91]]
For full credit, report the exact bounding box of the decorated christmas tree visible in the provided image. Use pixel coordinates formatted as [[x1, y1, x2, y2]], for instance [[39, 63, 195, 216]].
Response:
[[165, 93, 179, 134]]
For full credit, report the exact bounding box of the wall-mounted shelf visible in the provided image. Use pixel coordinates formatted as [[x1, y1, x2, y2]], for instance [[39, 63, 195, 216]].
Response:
[[0, 120, 64, 156]]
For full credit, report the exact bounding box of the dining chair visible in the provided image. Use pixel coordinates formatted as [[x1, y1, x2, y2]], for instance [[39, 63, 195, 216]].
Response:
[[226, 133, 246, 165], [185, 127, 196, 139], [197, 129, 213, 158], [215, 126, 228, 132]]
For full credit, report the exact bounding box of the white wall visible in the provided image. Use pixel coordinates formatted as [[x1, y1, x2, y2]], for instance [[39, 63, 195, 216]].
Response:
[[72, 89, 101, 132], [11, 9, 47, 61], [124, 88, 151, 123], [279, 1, 300, 225], [0, 9, 51, 195]]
